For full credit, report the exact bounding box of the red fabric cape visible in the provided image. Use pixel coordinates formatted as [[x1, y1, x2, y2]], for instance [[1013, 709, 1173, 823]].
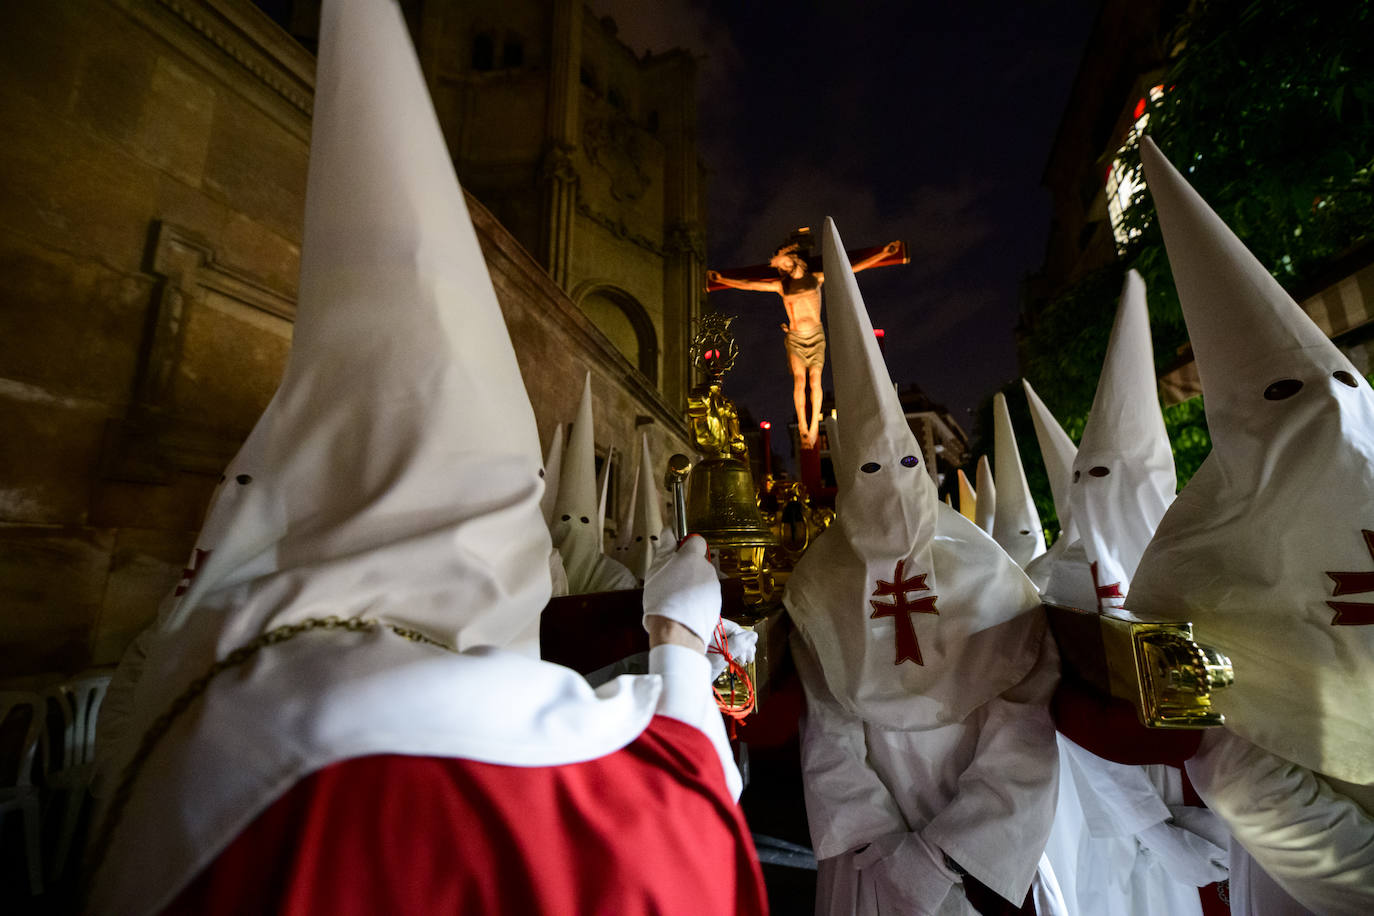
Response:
[[165, 715, 767, 915]]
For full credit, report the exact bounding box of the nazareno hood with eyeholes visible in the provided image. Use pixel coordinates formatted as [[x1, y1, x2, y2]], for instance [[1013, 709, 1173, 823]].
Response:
[[1127, 137, 1374, 783], [550, 372, 636, 594], [1021, 378, 1083, 595], [783, 218, 1043, 731], [625, 433, 670, 581], [1049, 269, 1176, 613], [992, 391, 1047, 567]]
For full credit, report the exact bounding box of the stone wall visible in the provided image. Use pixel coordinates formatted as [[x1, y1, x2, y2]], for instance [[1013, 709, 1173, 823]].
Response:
[[0, 0, 693, 678]]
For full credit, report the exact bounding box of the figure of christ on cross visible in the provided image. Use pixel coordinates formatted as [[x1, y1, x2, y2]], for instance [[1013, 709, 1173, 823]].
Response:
[[706, 238, 903, 449]]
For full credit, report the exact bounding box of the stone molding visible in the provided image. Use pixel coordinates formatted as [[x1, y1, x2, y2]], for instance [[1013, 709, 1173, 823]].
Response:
[[468, 192, 690, 441], [574, 193, 664, 256], [539, 140, 579, 185], [102, 220, 295, 482], [123, 0, 315, 138], [664, 219, 705, 261]]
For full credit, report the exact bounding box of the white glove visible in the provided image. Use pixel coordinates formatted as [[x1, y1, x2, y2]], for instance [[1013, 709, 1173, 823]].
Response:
[[707, 618, 759, 681], [1137, 814, 1229, 887], [642, 534, 721, 644], [852, 832, 959, 915]]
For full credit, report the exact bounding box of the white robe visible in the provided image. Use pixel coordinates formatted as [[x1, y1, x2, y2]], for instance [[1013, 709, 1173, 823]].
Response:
[[794, 626, 1060, 915], [90, 627, 737, 914], [1187, 729, 1374, 915], [1042, 736, 1227, 916]]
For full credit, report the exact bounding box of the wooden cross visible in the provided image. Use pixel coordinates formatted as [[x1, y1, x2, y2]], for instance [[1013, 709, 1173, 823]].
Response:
[[705, 240, 909, 292]]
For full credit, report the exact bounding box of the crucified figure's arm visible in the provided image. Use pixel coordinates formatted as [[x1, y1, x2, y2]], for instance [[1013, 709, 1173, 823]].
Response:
[[807, 241, 901, 284], [849, 240, 903, 274], [705, 271, 783, 294]]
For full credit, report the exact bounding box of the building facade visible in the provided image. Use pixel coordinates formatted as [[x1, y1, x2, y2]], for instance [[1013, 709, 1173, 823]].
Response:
[[1023, 0, 1374, 404]]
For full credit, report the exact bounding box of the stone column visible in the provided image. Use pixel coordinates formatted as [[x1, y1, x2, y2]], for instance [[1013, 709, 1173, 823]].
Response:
[[540, 0, 581, 289], [656, 52, 703, 412]]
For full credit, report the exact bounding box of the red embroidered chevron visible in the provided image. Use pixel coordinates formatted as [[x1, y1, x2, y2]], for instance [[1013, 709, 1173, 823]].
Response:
[[1325, 530, 1374, 626], [870, 559, 939, 666], [1089, 561, 1125, 612]]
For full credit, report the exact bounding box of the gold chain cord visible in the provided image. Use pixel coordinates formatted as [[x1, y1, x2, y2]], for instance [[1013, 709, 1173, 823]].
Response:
[[84, 615, 456, 898]]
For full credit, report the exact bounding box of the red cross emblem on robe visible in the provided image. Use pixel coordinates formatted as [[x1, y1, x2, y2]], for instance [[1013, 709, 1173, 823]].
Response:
[[1089, 561, 1125, 612], [1325, 529, 1374, 626], [870, 559, 939, 666]]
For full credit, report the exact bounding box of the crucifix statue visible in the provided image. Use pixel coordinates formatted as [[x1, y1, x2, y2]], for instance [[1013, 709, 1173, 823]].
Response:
[[706, 229, 906, 449]]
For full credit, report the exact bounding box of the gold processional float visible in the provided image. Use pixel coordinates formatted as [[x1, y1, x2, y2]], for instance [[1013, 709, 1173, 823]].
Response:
[[663, 310, 1233, 730], [669, 311, 832, 717]]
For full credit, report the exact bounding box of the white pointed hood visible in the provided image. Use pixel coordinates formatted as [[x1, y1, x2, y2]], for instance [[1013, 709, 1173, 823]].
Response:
[[626, 434, 670, 580], [552, 374, 635, 593], [596, 445, 613, 550], [1023, 379, 1078, 535], [1021, 380, 1082, 596], [613, 444, 639, 556], [783, 218, 1043, 730], [992, 392, 1047, 566], [160, 0, 560, 658], [540, 423, 565, 527], [957, 469, 978, 523], [974, 455, 996, 534], [1128, 137, 1374, 782], [91, 2, 665, 910], [1067, 270, 1176, 611]]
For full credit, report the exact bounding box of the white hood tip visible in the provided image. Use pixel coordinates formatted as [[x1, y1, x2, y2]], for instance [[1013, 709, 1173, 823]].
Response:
[[1022, 378, 1077, 532], [625, 433, 666, 581], [973, 455, 996, 534], [991, 392, 1046, 567]]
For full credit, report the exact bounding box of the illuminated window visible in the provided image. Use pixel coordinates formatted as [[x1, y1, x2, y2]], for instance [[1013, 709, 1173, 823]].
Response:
[[1105, 84, 1164, 251]]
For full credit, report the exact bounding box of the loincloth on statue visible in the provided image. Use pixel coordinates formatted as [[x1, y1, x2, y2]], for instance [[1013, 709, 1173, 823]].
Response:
[[784, 325, 826, 369]]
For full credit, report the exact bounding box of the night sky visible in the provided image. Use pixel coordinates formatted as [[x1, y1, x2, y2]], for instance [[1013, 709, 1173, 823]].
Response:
[[592, 0, 1098, 467]]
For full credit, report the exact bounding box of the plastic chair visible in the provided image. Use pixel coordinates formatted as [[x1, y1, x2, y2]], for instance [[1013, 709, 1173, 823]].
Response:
[[43, 672, 111, 882], [0, 689, 45, 896]]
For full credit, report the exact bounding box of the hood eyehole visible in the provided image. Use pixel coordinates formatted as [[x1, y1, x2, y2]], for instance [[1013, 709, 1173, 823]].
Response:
[[1263, 378, 1303, 400], [1088, 466, 1110, 477], [900, 455, 918, 468], [860, 462, 881, 474], [1334, 370, 1359, 388]]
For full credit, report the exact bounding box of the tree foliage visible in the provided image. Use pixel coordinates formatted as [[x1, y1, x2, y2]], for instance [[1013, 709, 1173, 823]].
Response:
[[1004, 0, 1374, 537]]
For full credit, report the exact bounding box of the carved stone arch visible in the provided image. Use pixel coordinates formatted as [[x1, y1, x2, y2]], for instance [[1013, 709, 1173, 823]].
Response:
[[572, 282, 658, 384]]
